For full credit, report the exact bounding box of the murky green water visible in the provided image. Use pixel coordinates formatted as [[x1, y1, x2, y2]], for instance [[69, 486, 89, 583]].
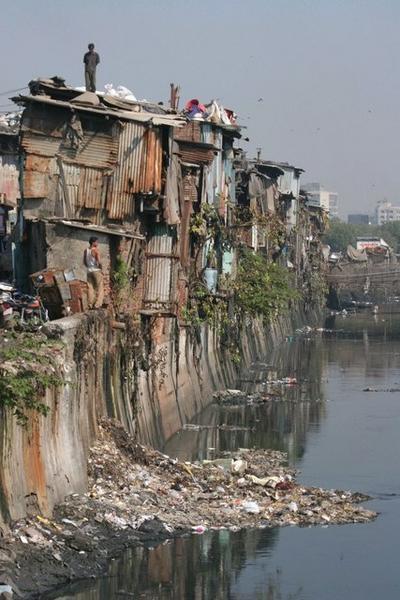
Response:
[[51, 313, 400, 599]]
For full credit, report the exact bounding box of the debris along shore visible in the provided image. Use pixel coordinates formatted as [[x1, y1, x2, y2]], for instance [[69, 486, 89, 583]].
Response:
[[2, 419, 376, 598]]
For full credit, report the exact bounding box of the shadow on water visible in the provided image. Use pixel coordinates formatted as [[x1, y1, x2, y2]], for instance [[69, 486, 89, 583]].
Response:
[[50, 313, 400, 599]]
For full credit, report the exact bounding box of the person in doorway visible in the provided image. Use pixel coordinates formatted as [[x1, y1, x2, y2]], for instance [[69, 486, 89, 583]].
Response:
[[83, 43, 100, 92], [84, 236, 104, 309]]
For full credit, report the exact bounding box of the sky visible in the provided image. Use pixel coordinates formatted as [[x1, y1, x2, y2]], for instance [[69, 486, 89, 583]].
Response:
[[1, 0, 400, 218]]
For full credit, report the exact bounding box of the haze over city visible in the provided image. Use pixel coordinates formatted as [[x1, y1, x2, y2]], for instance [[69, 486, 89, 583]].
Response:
[[1, 0, 399, 218]]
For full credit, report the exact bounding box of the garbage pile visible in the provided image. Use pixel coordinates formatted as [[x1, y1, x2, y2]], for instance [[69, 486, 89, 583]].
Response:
[[213, 385, 297, 405], [86, 420, 375, 528], [2, 418, 376, 596], [12, 419, 375, 541]]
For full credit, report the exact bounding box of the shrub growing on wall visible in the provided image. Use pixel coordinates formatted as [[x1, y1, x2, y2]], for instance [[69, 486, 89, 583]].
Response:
[[234, 250, 299, 320]]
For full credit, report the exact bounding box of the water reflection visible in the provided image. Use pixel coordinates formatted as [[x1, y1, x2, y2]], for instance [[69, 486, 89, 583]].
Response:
[[51, 315, 400, 600], [49, 528, 290, 600], [164, 337, 326, 464]]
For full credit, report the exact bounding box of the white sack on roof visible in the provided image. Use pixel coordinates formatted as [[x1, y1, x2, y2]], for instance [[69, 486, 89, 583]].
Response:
[[117, 86, 137, 102], [104, 84, 137, 102], [205, 100, 231, 125]]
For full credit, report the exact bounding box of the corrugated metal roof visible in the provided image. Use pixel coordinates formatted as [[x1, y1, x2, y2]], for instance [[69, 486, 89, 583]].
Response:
[[17, 95, 185, 128]]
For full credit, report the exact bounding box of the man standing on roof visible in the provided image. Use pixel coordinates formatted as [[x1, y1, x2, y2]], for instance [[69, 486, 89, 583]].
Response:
[[84, 236, 104, 309], [83, 43, 100, 93]]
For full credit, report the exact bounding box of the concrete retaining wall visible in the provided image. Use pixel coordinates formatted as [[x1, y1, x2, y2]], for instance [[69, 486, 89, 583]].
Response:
[[0, 303, 319, 528]]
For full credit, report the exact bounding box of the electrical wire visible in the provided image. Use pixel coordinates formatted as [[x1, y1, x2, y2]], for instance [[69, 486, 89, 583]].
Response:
[[0, 86, 28, 96]]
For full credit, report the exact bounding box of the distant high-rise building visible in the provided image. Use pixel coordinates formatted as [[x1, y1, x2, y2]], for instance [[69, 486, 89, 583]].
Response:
[[375, 200, 400, 225], [348, 214, 370, 225], [302, 182, 338, 217]]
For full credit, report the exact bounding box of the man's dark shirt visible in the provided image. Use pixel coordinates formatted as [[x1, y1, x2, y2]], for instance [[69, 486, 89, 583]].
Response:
[[84, 51, 100, 72]]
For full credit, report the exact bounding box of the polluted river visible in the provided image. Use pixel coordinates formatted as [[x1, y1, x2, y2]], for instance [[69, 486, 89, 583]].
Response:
[[47, 313, 400, 600]]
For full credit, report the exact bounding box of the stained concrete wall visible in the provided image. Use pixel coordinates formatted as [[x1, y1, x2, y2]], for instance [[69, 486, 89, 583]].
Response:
[[0, 303, 319, 528]]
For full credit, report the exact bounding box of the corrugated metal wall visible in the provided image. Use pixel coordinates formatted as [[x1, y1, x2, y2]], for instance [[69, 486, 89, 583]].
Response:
[[173, 121, 202, 143], [144, 224, 178, 310], [20, 103, 170, 225], [178, 142, 215, 165], [78, 167, 104, 209], [21, 105, 118, 168], [107, 122, 163, 220]]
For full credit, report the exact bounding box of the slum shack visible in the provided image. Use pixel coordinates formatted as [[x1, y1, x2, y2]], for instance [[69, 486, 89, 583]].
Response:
[[173, 101, 240, 299], [12, 79, 185, 317], [0, 115, 19, 280]]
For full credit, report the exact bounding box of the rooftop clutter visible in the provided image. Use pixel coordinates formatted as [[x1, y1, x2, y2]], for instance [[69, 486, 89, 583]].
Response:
[[183, 98, 237, 126]]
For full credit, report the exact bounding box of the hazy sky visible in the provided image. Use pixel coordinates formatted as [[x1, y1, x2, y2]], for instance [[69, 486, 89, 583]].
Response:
[[2, 0, 399, 217]]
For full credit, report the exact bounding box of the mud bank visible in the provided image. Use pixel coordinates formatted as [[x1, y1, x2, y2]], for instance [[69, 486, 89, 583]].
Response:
[[1, 419, 375, 599]]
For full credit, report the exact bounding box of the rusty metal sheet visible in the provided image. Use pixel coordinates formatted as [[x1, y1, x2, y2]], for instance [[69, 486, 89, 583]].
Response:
[[61, 128, 118, 169], [141, 128, 162, 193], [144, 225, 178, 309], [58, 162, 80, 213], [25, 154, 50, 173], [173, 121, 202, 143], [0, 162, 19, 207], [21, 132, 61, 157], [20, 95, 186, 127], [21, 103, 118, 168], [182, 168, 199, 203], [178, 141, 215, 165], [78, 167, 104, 210], [21, 104, 65, 138], [107, 121, 144, 220], [23, 170, 49, 198], [107, 122, 163, 220]]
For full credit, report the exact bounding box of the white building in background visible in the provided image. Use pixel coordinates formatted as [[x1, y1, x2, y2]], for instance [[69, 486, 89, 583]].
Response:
[[302, 182, 338, 217], [375, 200, 400, 225]]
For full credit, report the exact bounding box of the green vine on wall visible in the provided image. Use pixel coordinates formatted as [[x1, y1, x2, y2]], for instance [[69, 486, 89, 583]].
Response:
[[112, 255, 133, 314], [0, 333, 64, 425]]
